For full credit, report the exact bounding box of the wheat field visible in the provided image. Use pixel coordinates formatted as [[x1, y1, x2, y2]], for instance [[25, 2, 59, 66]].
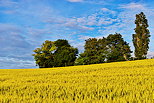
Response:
[[0, 59, 154, 103]]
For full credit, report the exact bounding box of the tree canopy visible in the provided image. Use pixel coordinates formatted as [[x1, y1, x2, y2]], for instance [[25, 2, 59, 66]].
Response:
[[75, 33, 132, 65], [106, 33, 132, 62], [33, 39, 78, 68], [133, 12, 150, 59]]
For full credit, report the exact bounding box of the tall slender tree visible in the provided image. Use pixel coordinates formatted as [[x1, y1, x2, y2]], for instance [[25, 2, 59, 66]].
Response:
[[133, 12, 150, 59]]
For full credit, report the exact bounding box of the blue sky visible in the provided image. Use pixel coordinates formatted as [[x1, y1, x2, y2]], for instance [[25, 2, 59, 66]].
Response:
[[0, 0, 154, 69]]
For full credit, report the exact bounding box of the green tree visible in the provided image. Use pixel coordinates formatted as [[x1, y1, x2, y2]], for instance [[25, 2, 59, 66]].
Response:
[[54, 39, 78, 67], [76, 33, 132, 65], [132, 12, 150, 59], [54, 39, 71, 48], [84, 38, 100, 64], [33, 39, 78, 68], [75, 38, 107, 65], [75, 53, 86, 65], [106, 33, 132, 62], [32, 40, 56, 68], [97, 37, 108, 62]]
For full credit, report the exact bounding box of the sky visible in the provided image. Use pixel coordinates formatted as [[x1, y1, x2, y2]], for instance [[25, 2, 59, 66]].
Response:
[[0, 0, 154, 69]]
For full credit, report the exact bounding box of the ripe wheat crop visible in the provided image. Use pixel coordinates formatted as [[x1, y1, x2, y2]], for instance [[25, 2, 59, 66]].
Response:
[[0, 59, 154, 103]]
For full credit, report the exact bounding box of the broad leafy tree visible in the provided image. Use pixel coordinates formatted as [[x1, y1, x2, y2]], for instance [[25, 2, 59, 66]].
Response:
[[106, 33, 132, 62], [32, 40, 56, 68], [54, 39, 78, 67], [132, 12, 150, 59], [33, 39, 78, 68], [75, 38, 107, 65], [76, 33, 132, 65]]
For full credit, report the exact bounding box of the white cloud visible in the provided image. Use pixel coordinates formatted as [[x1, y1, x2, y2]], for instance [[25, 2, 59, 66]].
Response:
[[0, 0, 18, 14], [101, 8, 116, 14], [0, 23, 32, 49], [87, 14, 97, 26], [78, 35, 94, 40], [45, 16, 95, 31], [120, 3, 145, 10], [67, 0, 83, 2], [98, 18, 116, 26], [45, 17, 65, 24], [147, 51, 154, 58], [77, 17, 86, 24], [0, 0, 18, 7], [67, 0, 106, 5], [0, 57, 36, 69], [44, 8, 118, 32], [101, 8, 109, 11], [80, 25, 94, 31], [67, 0, 106, 4]]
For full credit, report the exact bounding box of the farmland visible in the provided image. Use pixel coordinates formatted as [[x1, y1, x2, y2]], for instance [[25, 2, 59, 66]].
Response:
[[0, 59, 154, 103]]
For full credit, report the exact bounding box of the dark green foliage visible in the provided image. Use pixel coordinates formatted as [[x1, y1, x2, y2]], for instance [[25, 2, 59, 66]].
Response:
[[84, 38, 103, 64], [132, 12, 150, 59], [54, 39, 71, 48], [75, 38, 107, 65], [76, 33, 132, 65], [33, 39, 78, 68], [54, 39, 78, 67], [54, 46, 78, 67], [106, 33, 132, 62]]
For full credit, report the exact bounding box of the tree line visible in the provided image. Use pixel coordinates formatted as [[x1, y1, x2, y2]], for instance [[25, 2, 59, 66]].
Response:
[[33, 12, 150, 68]]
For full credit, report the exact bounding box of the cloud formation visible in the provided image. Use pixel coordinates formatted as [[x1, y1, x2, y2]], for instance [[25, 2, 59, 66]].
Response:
[[147, 51, 154, 58], [44, 7, 118, 33], [101, 8, 116, 14], [67, 0, 83, 2], [0, 57, 36, 69], [0, 23, 35, 68], [0, 0, 18, 7], [120, 3, 145, 10]]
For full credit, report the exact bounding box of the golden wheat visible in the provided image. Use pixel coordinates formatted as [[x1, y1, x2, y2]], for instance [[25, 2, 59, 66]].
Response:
[[0, 59, 154, 103]]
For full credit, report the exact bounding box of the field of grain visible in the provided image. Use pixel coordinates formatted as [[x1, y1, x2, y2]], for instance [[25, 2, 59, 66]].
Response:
[[0, 59, 154, 103]]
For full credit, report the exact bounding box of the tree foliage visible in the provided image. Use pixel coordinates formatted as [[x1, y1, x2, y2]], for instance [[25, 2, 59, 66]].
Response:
[[106, 33, 132, 62], [75, 38, 107, 65], [54, 40, 78, 67], [33, 39, 78, 68], [132, 12, 150, 59], [32, 40, 55, 68], [76, 33, 132, 65]]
